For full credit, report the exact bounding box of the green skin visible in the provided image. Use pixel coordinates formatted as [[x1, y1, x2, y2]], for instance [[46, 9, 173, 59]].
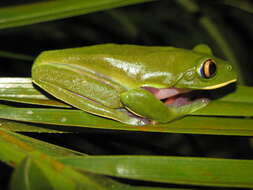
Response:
[[32, 44, 237, 125]]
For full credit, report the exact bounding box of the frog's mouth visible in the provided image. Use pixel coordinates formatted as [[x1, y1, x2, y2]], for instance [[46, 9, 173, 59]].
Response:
[[142, 86, 209, 107]]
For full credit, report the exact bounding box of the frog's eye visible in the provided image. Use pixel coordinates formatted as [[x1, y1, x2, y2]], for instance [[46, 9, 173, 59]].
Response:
[[200, 59, 217, 79]]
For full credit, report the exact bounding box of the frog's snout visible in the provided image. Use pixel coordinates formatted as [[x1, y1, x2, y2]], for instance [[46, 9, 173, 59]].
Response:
[[224, 63, 237, 83]]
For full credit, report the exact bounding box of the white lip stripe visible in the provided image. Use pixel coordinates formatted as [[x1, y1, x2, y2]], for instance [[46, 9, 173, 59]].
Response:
[[201, 79, 237, 90]]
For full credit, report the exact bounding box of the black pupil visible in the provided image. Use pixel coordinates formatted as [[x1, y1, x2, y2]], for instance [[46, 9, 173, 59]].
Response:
[[208, 61, 216, 77]]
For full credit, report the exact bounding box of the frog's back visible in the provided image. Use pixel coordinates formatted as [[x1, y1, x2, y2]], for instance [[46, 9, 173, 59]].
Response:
[[35, 44, 184, 88], [79, 44, 175, 55], [40, 44, 175, 57]]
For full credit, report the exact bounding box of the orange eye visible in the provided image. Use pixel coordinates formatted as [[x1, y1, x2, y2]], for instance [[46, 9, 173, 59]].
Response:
[[201, 59, 217, 79]]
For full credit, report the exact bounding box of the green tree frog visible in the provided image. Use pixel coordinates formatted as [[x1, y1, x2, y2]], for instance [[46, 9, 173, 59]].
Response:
[[32, 44, 237, 125]]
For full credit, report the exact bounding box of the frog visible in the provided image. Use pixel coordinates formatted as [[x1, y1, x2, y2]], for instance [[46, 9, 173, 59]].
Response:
[[32, 43, 237, 125]]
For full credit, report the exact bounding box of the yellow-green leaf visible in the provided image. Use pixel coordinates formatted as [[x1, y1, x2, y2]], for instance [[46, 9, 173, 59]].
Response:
[[0, 78, 70, 107], [0, 107, 252, 136], [59, 155, 253, 188], [0, 0, 153, 29]]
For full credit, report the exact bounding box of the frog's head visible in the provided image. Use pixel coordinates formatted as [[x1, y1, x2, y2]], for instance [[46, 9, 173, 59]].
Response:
[[142, 44, 237, 109], [174, 55, 237, 90], [168, 44, 236, 90]]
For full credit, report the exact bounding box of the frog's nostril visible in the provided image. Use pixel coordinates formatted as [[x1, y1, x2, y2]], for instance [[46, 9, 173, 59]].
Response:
[[226, 64, 232, 71]]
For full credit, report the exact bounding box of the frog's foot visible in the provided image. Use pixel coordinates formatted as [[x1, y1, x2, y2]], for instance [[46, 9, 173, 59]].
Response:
[[142, 87, 209, 116]]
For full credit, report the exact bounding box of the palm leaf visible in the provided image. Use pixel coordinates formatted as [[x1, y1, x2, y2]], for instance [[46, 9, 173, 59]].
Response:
[[1, 107, 253, 136], [1, 128, 253, 188], [0, 0, 153, 29], [0, 128, 194, 190], [0, 78, 70, 107], [59, 155, 253, 188]]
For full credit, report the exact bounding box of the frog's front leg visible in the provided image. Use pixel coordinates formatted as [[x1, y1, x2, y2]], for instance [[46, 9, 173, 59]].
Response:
[[120, 88, 177, 123], [120, 88, 209, 123]]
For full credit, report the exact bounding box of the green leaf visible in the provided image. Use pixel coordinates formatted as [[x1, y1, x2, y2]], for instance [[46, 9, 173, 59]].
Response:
[[0, 119, 69, 133], [59, 155, 253, 188], [218, 85, 253, 103], [10, 157, 52, 190], [0, 0, 153, 29], [0, 132, 122, 190], [0, 78, 70, 107], [1, 128, 188, 190], [11, 155, 182, 190], [192, 85, 253, 116], [9, 153, 125, 190], [192, 101, 253, 116], [0, 107, 253, 136], [0, 50, 34, 61], [0, 129, 120, 190], [0, 128, 83, 157], [220, 0, 253, 14]]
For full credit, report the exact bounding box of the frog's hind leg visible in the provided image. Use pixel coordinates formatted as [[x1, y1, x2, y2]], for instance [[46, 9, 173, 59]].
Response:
[[32, 64, 146, 125]]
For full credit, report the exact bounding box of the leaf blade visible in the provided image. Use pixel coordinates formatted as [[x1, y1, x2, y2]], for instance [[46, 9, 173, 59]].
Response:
[[0, 107, 253, 136], [1, 128, 181, 190], [59, 155, 253, 188], [0, 78, 70, 107], [0, 0, 153, 29]]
